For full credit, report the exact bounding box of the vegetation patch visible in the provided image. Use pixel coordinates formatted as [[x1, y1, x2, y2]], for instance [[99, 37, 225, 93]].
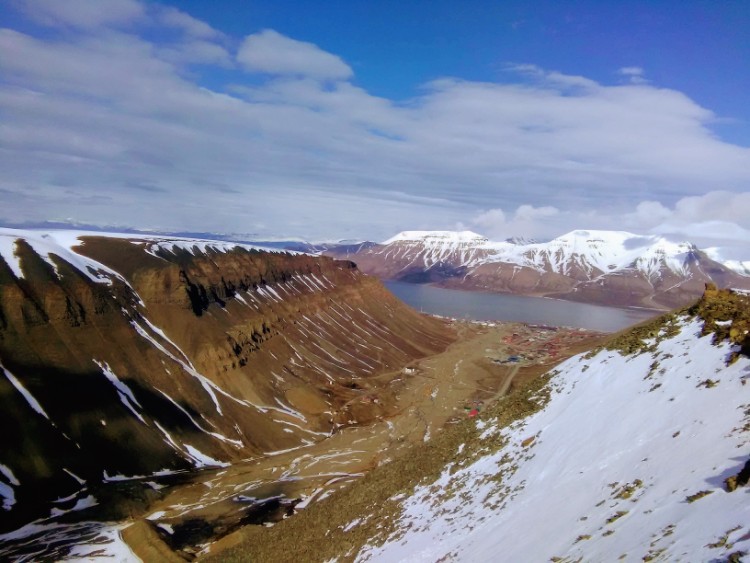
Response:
[[203, 371, 558, 563], [642, 547, 666, 561], [605, 510, 628, 524], [603, 311, 684, 357], [689, 285, 750, 363], [706, 525, 743, 550], [685, 490, 713, 503], [612, 479, 643, 500], [725, 458, 750, 492]]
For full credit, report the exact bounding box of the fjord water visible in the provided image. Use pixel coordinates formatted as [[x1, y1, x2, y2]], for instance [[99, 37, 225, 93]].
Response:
[[385, 281, 657, 332]]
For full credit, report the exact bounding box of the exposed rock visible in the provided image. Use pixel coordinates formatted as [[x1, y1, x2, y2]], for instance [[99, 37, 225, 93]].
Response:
[[0, 230, 455, 531], [725, 458, 750, 492]]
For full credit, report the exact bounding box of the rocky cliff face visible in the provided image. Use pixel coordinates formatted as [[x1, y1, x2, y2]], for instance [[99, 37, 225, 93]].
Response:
[[0, 230, 454, 530], [326, 230, 750, 309]]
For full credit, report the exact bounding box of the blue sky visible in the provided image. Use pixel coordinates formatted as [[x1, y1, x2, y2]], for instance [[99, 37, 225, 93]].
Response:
[[177, 0, 750, 144], [1, 0, 750, 255]]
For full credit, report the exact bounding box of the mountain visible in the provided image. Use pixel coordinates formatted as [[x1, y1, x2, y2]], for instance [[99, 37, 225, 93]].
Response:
[[326, 229, 750, 309], [212, 286, 750, 562], [0, 228, 454, 532]]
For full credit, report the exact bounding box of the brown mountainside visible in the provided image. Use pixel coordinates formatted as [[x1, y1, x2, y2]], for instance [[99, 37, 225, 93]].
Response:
[[0, 232, 454, 530]]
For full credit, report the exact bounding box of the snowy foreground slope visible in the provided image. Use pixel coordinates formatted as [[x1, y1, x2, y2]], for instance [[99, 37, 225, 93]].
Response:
[[357, 293, 750, 562]]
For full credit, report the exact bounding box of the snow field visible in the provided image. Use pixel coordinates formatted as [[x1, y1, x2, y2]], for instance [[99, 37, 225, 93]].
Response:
[[361, 316, 750, 562]]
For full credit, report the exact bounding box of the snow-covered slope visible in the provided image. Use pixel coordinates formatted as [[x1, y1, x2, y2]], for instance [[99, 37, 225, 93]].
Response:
[[513, 230, 696, 278], [377, 231, 491, 270], [357, 289, 750, 562], [704, 246, 750, 277], [376, 229, 699, 278], [724, 260, 750, 276], [327, 229, 750, 309]]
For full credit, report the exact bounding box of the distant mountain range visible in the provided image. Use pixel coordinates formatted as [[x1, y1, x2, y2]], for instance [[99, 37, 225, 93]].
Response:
[[325, 230, 750, 309]]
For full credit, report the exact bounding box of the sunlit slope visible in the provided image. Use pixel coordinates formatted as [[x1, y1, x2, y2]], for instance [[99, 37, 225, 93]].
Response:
[[0, 229, 454, 530]]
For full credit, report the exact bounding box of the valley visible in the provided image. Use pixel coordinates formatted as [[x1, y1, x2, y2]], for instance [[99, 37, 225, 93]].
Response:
[[1, 228, 747, 563], [0, 228, 603, 561], [123, 319, 602, 560]]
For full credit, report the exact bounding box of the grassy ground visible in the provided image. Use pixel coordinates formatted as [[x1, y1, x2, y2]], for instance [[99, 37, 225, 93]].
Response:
[[201, 365, 563, 563]]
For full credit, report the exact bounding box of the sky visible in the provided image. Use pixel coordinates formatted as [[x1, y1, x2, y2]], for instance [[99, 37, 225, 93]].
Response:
[[1, 0, 749, 256]]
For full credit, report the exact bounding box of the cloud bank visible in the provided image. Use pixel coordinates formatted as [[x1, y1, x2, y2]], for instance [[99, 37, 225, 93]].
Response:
[[1, 0, 749, 254]]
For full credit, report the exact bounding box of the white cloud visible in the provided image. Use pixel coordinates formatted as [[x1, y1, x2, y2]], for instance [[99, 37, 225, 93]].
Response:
[[17, 0, 144, 29], [473, 208, 507, 231], [1, 4, 749, 251], [155, 6, 221, 38], [514, 204, 559, 221], [619, 66, 644, 76], [158, 39, 232, 66], [505, 63, 599, 90], [633, 200, 672, 226], [236, 29, 353, 80], [618, 66, 648, 84], [471, 205, 562, 240]]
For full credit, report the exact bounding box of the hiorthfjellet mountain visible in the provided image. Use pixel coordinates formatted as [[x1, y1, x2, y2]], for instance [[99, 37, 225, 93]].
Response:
[[0, 228, 456, 560], [326, 230, 750, 309]]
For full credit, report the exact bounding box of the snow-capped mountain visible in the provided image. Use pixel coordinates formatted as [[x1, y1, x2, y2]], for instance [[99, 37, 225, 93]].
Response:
[[326, 229, 750, 309], [352, 287, 750, 561]]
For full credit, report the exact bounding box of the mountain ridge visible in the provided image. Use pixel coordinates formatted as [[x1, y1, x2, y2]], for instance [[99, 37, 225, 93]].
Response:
[[325, 229, 750, 309], [0, 228, 455, 534]]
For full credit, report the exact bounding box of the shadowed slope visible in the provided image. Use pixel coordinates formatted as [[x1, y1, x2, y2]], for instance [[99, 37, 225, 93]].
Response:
[[0, 230, 454, 531]]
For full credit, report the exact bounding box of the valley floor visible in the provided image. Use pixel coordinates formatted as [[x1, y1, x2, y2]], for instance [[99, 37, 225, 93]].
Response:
[[180, 320, 602, 561], [0, 319, 604, 562]]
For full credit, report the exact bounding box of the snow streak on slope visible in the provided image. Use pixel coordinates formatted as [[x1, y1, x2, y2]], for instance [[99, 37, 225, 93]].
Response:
[[0, 229, 131, 285], [360, 315, 750, 562], [0, 228, 285, 282]]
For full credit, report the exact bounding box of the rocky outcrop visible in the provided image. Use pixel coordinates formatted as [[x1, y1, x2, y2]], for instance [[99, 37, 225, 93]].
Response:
[[0, 230, 455, 530]]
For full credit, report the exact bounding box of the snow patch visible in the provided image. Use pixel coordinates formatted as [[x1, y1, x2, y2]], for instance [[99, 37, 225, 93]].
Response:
[[362, 315, 750, 562], [183, 445, 230, 468], [1, 363, 51, 421]]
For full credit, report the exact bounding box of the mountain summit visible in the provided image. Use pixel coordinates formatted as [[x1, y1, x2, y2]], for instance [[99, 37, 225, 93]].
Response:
[[327, 229, 750, 309]]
